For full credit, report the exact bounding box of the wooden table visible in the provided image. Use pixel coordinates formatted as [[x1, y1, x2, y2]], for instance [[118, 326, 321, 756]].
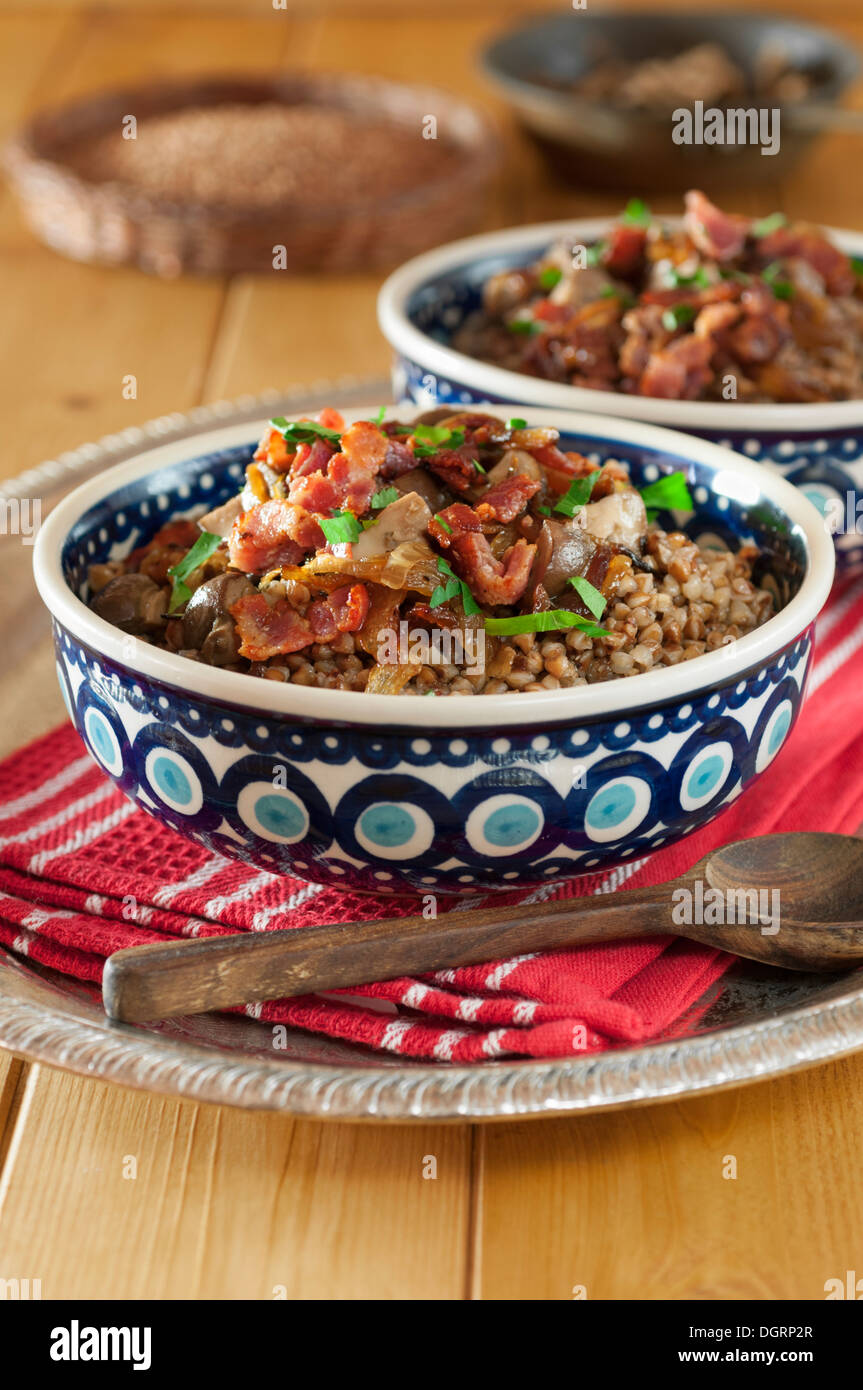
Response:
[[1, 0, 862, 1301]]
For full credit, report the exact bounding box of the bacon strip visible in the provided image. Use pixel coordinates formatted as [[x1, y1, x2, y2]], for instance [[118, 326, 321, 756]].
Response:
[[684, 189, 748, 263], [476, 474, 541, 523], [288, 419, 387, 516], [230, 583, 369, 661], [228, 499, 322, 574], [757, 226, 855, 297], [432, 502, 535, 607]]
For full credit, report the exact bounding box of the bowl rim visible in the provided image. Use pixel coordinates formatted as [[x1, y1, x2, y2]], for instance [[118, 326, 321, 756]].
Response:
[[377, 216, 863, 432], [33, 404, 834, 731]]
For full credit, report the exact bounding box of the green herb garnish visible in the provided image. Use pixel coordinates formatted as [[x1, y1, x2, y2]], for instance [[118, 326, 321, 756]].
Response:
[[585, 243, 605, 267], [485, 611, 609, 638], [762, 262, 794, 301], [367, 406, 387, 425], [430, 556, 482, 616], [370, 486, 400, 509], [622, 197, 651, 226], [507, 417, 527, 431], [507, 317, 543, 336], [670, 266, 710, 289], [661, 303, 697, 332], [270, 417, 342, 447], [752, 212, 787, 237], [433, 514, 453, 534], [167, 532, 224, 613], [553, 472, 598, 518], [411, 422, 466, 457], [319, 510, 361, 546], [639, 472, 694, 515], [539, 266, 563, 290], [852, 256, 863, 279], [568, 576, 606, 620]]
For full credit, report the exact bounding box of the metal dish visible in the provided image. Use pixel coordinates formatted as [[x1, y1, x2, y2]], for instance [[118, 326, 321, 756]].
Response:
[[481, 10, 861, 191], [1, 387, 860, 1119]]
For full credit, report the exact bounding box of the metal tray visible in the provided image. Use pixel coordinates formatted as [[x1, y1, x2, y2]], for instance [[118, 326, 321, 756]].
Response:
[[1, 383, 862, 1120]]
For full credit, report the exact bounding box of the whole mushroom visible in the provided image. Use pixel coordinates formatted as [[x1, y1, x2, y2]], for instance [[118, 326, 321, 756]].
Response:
[[181, 572, 256, 665], [91, 573, 167, 634]]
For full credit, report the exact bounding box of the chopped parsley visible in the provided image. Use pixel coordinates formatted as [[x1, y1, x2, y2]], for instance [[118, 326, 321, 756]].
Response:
[[752, 211, 787, 237], [762, 261, 794, 301], [539, 265, 563, 290], [411, 422, 466, 457], [507, 317, 543, 336], [639, 471, 694, 516], [319, 510, 362, 546], [553, 472, 598, 518], [507, 417, 527, 431], [485, 611, 609, 638], [622, 197, 652, 226], [367, 406, 387, 425], [585, 243, 605, 267], [568, 576, 606, 620], [661, 303, 697, 332], [167, 532, 224, 613], [270, 416, 342, 447], [852, 256, 863, 279], [370, 486, 400, 509], [669, 266, 711, 289], [433, 514, 453, 534], [429, 556, 482, 615]]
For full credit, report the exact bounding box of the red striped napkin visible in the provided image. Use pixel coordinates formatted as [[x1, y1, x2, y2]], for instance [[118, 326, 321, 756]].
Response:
[[1, 573, 862, 1063]]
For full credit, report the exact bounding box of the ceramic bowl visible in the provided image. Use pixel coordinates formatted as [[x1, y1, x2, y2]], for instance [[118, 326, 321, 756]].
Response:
[[378, 219, 863, 570], [33, 406, 834, 896]]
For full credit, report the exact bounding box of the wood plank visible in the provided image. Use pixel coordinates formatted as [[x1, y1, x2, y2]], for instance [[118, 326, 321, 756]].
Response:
[[0, 1064, 470, 1299], [0, 6, 314, 480], [475, 1055, 863, 1300]]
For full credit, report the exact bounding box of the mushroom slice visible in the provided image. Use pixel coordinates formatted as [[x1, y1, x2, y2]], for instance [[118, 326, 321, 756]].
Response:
[[181, 572, 256, 665], [197, 495, 244, 539], [352, 492, 433, 561], [579, 489, 648, 550]]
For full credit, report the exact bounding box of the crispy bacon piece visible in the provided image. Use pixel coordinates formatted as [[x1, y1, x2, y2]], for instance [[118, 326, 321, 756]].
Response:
[[290, 436, 338, 478], [288, 419, 387, 516], [638, 334, 715, 399], [757, 225, 855, 297], [230, 583, 369, 661], [432, 502, 535, 606], [228, 500, 320, 574], [684, 189, 748, 263], [379, 435, 417, 480], [476, 474, 541, 523], [253, 427, 292, 470], [603, 223, 647, 278], [426, 447, 481, 496]]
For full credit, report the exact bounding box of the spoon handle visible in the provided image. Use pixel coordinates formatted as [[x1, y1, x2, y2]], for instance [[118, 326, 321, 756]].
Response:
[[102, 883, 677, 1022]]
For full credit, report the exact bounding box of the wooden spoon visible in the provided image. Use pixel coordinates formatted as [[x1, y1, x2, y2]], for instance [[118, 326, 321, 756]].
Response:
[[101, 832, 863, 1023]]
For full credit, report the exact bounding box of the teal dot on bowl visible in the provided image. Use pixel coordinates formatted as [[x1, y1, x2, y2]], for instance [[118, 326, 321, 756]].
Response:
[[152, 755, 192, 806], [587, 783, 636, 831], [359, 803, 416, 848], [768, 707, 792, 756], [254, 794, 306, 840], [87, 712, 115, 766], [685, 755, 725, 801], [484, 803, 540, 847]]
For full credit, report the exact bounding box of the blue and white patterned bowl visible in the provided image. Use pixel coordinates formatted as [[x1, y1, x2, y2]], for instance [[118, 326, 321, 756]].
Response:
[[378, 218, 863, 570], [33, 405, 834, 896]]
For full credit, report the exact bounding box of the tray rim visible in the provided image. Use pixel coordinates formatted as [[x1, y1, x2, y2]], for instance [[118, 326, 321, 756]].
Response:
[[2, 947, 862, 1121]]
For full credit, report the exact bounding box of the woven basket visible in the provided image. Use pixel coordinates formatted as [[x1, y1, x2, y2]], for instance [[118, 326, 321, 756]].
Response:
[[3, 72, 501, 277]]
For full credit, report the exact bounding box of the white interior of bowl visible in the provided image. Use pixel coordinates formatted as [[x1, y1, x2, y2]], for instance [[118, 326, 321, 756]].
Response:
[[378, 217, 863, 433], [33, 404, 835, 730]]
